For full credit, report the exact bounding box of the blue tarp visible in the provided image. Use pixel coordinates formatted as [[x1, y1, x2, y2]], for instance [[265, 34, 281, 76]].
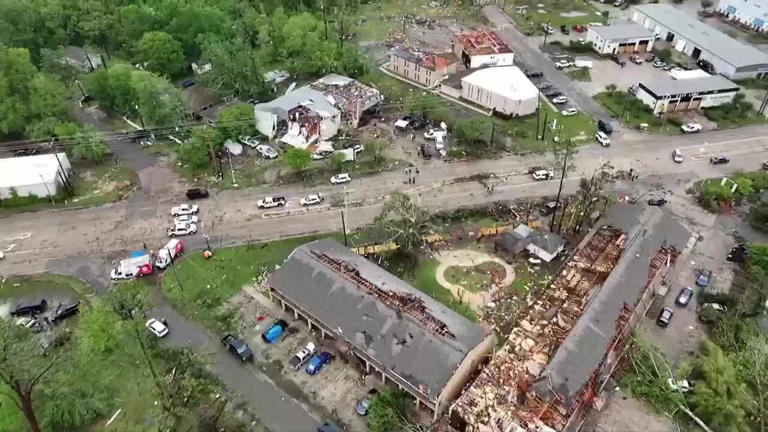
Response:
[[130, 250, 146, 258]]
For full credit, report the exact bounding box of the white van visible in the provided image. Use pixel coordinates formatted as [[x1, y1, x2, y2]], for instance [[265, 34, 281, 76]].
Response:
[[156, 239, 183, 269]]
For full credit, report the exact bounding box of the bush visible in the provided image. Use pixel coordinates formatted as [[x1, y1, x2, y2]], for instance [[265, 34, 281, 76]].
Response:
[[655, 48, 673, 63], [699, 179, 735, 211], [749, 204, 768, 232]]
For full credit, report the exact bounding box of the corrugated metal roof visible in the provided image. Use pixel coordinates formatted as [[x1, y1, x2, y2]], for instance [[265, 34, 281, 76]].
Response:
[[640, 74, 739, 96], [588, 23, 654, 41], [633, 4, 768, 68]]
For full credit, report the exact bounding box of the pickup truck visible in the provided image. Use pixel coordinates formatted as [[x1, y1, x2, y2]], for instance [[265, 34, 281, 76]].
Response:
[[257, 196, 286, 209], [221, 334, 253, 362], [289, 342, 317, 370]]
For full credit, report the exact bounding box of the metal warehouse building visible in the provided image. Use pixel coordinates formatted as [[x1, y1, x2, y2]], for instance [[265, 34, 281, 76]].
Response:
[[267, 239, 495, 418], [635, 75, 740, 113], [586, 23, 656, 55], [631, 3, 768, 79], [0, 153, 71, 199]]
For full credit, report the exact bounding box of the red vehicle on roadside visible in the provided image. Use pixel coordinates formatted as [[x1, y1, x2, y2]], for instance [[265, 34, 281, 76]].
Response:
[[572, 24, 585, 33]]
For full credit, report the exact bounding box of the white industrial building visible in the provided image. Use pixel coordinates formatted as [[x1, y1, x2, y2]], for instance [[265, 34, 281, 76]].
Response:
[[717, 0, 768, 32], [586, 23, 656, 55], [451, 66, 538, 117], [631, 4, 768, 78], [0, 153, 72, 199], [635, 75, 740, 114]]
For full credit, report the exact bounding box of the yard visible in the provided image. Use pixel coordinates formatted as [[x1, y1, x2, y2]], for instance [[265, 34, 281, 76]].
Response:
[[0, 161, 137, 214], [444, 261, 506, 292], [594, 90, 682, 135], [504, 0, 607, 33]]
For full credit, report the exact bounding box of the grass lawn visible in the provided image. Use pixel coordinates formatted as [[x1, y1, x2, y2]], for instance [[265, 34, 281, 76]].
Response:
[[0, 161, 137, 214], [0, 273, 95, 299], [497, 100, 597, 152], [566, 67, 591, 82], [504, 0, 606, 31], [412, 259, 477, 321], [594, 91, 682, 135], [162, 233, 346, 330], [444, 261, 506, 293]]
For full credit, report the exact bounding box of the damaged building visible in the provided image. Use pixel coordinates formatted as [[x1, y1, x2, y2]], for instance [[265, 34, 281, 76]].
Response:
[[452, 30, 515, 69], [267, 239, 496, 418], [253, 74, 381, 149], [450, 203, 693, 432]]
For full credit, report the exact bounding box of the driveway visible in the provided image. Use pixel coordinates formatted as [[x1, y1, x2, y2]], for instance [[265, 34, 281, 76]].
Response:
[[482, 5, 610, 119]]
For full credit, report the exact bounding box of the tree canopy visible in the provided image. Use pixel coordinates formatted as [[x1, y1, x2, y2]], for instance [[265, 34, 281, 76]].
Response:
[[281, 148, 312, 172], [374, 192, 434, 255], [135, 31, 185, 78]]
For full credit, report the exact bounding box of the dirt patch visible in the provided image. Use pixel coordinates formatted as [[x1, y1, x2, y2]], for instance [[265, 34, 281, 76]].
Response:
[[444, 261, 507, 293]]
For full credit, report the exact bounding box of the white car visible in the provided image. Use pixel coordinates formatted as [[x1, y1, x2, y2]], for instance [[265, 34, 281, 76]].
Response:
[[174, 214, 199, 224], [256, 144, 278, 159], [680, 123, 702, 133], [352, 144, 364, 153], [551, 96, 568, 104], [146, 318, 169, 337], [171, 204, 199, 216], [300, 194, 324, 206], [554, 60, 571, 69], [312, 150, 334, 160], [672, 149, 684, 163], [667, 378, 691, 393], [596, 131, 611, 146], [532, 170, 554, 181], [560, 108, 578, 116], [239, 135, 259, 148], [331, 173, 351, 184], [167, 222, 197, 237]]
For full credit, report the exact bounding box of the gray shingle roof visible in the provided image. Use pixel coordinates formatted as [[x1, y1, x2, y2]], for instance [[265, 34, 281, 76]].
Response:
[[528, 231, 566, 255], [253, 87, 339, 119], [267, 239, 489, 400], [589, 23, 654, 41], [633, 4, 768, 68], [534, 204, 692, 407], [640, 75, 739, 97]]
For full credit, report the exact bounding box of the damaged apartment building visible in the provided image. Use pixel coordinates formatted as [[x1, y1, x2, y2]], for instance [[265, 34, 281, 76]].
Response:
[[253, 74, 381, 150], [450, 203, 693, 432], [267, 239, 496, 418]]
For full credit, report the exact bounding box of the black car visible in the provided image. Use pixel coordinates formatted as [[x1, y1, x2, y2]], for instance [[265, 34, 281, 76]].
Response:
[[648, 197, 668, 206], [727, 244, 748, 263], [525, 70, 543, 78], [52, 300, 80, 322], [645, 54, 656, 63], [11, 299, 47, 316], [540, 201, 558, 216], [710, 156, 730, 165], [675, 287, 694, 307], [657, 307, 674, 327], [543, 89, 561, 98], [598, 119, 613, 134], [221, 334, 254, 362], [186, 188, 209, 200], [405, 114, 427, 130], [696, 59, 715, 74], [317, 422, 338, 432], [560, 25, 570, 34]]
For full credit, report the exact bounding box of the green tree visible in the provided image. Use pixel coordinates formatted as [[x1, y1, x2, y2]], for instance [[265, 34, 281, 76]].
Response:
[[281, 147, 312, 172], [0, 319, 58, 432], [87, 64, 137, 115], [165, 6, 230, 58], [131, 70, 184, 127], [40, 48, 81, 85], [115, 5, 158, 50], [28, 73, 67, 121], [0, 47, 38, 135], [328, 152, 346, 172], [71, 126, 109, 162], [367, 390, 416, 432], [691, 339, 752, 431], [374, 192, 434, 255], [366, 138, 388, 166], [136, 31, 185, 78], [178, 127, 219, 169], [75, 0, 117, 55], [605, 83, 618, 93], [701, 0, 714, 9], [216, 104, 256, 140], [198, 35, 264, 98], [454, 117, 491, 148]]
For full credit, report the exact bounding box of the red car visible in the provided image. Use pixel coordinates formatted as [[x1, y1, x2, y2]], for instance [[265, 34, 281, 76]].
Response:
[[572, 24, 585, 33]]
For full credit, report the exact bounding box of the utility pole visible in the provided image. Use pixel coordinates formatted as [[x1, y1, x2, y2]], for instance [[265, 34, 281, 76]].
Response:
[[52, 146, 73, 197], [39, 174, 55, 204], [489, 109, 496, 149], [536, 89, 541, 140], [339, 13, 345, 50], [341, 211, 348, 246], [550, 138, 572, 232], [167, 247, 183, 291], [759, 88, 768, 115], [227, 150, 237, 186], [323, 4, 328, 40], [540, 111, 549, 141], [542, 20, 551, 46]]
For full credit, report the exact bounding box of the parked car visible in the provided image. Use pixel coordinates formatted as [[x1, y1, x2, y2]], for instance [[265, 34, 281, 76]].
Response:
[[289, 342, 317, 370], [356, 389, 379, 416], [662, 64, 674, 71], [15, 317, 41, 332], [52, 300, 80, 322], [261, 319, 289, 344], [331, 173, 352, 184], [317, 422, 338, 432], [186, 188, 209, 200], [424, 128, 447, 140], [727, 244, 748, 263], [551, 96, 568, 104], [681, 123, 702, 133], [171, 204, 199, 216], [710, 156, 730, 165], [560, 24, 570, 34], [239, 135, 259, 148], [541, 23, 554, 34], [300, 194, 324, 206], [525, 70, 544, 78], [611, 55, 626, 67], [595, 131, 611, 146], [156, 239, 184, 269], [257, 196, 287, 209], [174, 214, 198, 224], [696, 269, 712, 287], [221, 333, 253, 362], [646, 54, 656, 62], [652, 60, 667, 68], [698, 303, 727, 323], [256, 144, 279, 159], [697, 58, 715, 74], [540, 201, 558, 216], [597, 119, 613, 134], [629, 54, 643, 64], [648, 196, 667, 206], [537, 81, 552, 90], [657, 306, 674, 327], [554, 60, 571, 69], [146, 318, 169, 337], [11, 299, 47, 316], [613, 0, 626, 6], [561, 108, 578, 116], [543, 89, 562, 98], [672, 149, 684, 163], [532, 170, 553, 181], [572, 24, 585, 33], [675, 286, 694, 307], [305, 351, 333, 375], [167, 222, 197, 237], [312, 150, 334, 160]]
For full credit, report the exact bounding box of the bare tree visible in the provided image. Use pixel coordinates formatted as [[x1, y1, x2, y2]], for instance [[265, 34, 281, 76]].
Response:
[[549, 137, 578, 232], [572, 162, 615, 234], [374, 192, 434, 255], [0, 321, 57, 432]]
